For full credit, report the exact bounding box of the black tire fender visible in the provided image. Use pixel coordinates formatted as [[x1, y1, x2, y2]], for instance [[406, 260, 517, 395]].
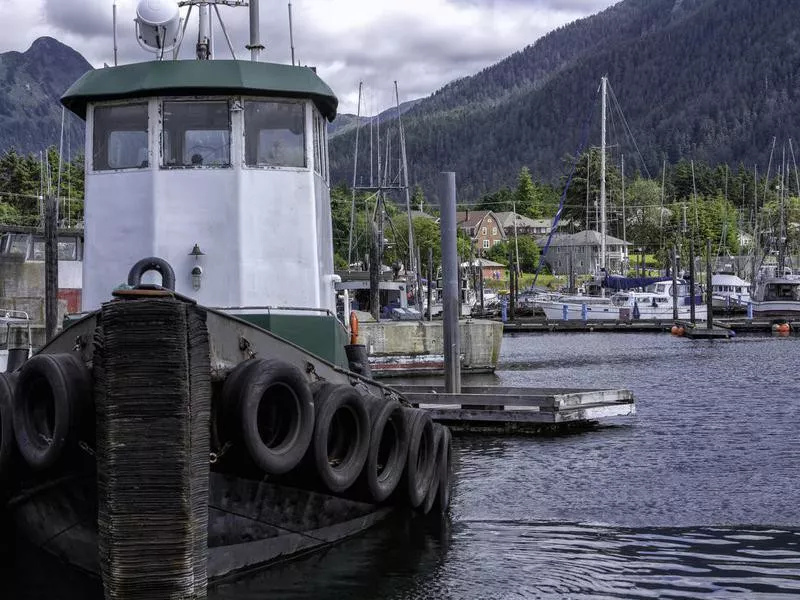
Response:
[[311, 383, 370, 493], [402, 407, 436, 509], [232, 359, 315, 476], [13, 353, 91, 471], [0, 373, 16, 477], [360, 396, 408, 503], [422, 423, 445, 515], [437, 426, 453, 512]]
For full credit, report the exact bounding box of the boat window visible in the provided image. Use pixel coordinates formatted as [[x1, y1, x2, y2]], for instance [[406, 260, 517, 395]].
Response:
[[31, 237, 45, 261], [7, 234, 29, 258], [313, 113, 322, 175], [57, 239, 78, 260], [244, 100, 306, 168], [93, 104, 149, 171], [162, 101, 231, 167]]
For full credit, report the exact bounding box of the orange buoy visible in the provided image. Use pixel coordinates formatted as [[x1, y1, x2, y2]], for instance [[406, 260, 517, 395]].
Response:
[[349, 311, 359, 345], [671, 325, 679, 336], [677, 326, 685, 337]]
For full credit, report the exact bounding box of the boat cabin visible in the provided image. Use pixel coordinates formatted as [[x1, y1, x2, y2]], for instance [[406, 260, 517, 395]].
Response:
[[61, 61, 339, 316], [0, 227, 84, 316]]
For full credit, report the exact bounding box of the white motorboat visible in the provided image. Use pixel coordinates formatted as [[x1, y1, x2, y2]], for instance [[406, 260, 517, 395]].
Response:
[[711, 272, 751, 309], [541, 279, 707, 321]]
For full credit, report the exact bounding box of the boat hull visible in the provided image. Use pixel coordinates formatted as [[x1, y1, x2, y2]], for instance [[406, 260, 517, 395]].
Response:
[[8, 469, 392, 583], [3, 294, 449, 596], [751, 300, 800, 317], [541, 301, 708, 321]]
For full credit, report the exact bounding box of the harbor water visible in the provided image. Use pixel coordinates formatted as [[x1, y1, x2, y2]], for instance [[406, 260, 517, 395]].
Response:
[[2, 332, 799, 598]]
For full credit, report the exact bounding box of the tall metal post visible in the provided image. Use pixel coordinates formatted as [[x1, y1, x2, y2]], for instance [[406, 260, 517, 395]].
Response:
[[706, 239, 713, 330], [671, 246, 679, 320], [439, 172, 461, 393], [415, 246, 423, 315], [197, 3, 211, 59], [44, 195, 58, 342], [427, 247, 433, 323], [247, 0, 264, 61]]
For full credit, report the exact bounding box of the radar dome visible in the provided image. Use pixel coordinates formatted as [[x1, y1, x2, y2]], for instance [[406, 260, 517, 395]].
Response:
[[135, 0, 182, 53]]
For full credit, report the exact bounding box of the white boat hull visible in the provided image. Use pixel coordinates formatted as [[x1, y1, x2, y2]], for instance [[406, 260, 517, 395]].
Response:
[[542, 301, 707, 321], [751, 300, 800, 317]]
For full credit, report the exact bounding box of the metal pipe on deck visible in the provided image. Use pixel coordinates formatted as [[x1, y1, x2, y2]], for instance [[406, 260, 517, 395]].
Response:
[[439, 172, 461, 393], [248, 0, 264, 61]]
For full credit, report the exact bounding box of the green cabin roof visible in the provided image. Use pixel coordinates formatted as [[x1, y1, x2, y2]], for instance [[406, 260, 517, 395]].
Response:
[[61, 60, 338, 121]]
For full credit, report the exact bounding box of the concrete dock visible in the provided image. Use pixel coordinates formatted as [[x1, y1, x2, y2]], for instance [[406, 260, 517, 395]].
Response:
[[392, 384, 636, 434]]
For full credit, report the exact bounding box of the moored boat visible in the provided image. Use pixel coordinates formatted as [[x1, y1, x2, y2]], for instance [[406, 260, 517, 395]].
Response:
[[711, 271, 751, 309], [751, 264, 800, 317], [0, 2, 452, 598]]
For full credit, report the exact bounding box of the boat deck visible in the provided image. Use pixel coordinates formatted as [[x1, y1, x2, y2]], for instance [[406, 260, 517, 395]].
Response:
[[391, 385, 635, 434]]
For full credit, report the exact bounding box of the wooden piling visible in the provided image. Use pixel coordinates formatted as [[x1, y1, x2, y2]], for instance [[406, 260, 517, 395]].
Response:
[[44, 195, 58, 342]]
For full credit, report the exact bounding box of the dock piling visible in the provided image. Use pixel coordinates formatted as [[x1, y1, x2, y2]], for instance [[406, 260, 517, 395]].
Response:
[[438, 172, 461, 393]]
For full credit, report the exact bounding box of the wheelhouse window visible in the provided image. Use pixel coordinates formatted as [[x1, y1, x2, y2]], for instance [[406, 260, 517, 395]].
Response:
[[244, 101, 306, 168], [93, 104, 149, 170], [312, 111, 328, 179], [162, 101, 231, 167]]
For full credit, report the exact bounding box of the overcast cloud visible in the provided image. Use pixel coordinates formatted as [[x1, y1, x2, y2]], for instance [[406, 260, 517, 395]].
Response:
[[1, 0, 617, 114]]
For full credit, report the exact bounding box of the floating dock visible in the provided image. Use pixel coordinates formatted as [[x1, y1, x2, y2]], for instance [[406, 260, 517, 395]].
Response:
[[391, 384, 635, 434], [501, 317, 798, 335]]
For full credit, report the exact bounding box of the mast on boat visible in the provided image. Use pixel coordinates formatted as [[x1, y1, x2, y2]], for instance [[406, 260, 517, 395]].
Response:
[[600, 76, 608, 273]]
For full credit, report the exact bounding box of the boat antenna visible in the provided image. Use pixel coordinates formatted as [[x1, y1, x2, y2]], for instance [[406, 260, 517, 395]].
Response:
[[288, 3, 296, 65], [348, 82, 364, 269], [247, 0, 264, 61], [113, 0, 118, 66]]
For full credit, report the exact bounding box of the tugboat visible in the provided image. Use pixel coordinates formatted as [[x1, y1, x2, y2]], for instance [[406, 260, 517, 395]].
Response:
[[0, 1, 452, 598]]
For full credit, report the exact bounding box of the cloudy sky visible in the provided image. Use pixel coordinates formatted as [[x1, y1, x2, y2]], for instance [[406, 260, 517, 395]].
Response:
[[2, 0, 617, 114]]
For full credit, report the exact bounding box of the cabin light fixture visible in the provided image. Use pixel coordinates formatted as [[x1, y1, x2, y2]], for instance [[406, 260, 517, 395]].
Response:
[[189, 244, 205, 290], [191, 265, 203, 290], [189, 243, 205, 259]]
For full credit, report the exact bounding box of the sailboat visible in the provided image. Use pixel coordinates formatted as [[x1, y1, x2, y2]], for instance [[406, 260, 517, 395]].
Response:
[[537, 77, 706, 321], [750, 144, 800, 316]]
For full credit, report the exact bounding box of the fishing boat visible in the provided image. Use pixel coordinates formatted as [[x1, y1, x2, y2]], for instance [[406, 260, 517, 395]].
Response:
[[751, 263, 800, 316], [0, 2, 452, 598]]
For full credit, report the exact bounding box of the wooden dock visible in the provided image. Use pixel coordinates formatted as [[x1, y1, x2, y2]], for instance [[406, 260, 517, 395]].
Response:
[[501, 317, 799, 335], [392, 385, 636, 434], [676, 320, 734, 339]]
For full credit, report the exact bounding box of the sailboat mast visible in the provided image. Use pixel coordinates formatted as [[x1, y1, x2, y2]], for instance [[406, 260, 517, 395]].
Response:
[[600, 76, 608, 271], [395, 81, 418, 308], [779, 145, 786, 273]]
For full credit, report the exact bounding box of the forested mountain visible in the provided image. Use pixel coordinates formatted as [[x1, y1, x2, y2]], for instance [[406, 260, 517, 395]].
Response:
[[330, 98, 423, 138], [329, 0, 800, 202], [0, 37, 91, 156]]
